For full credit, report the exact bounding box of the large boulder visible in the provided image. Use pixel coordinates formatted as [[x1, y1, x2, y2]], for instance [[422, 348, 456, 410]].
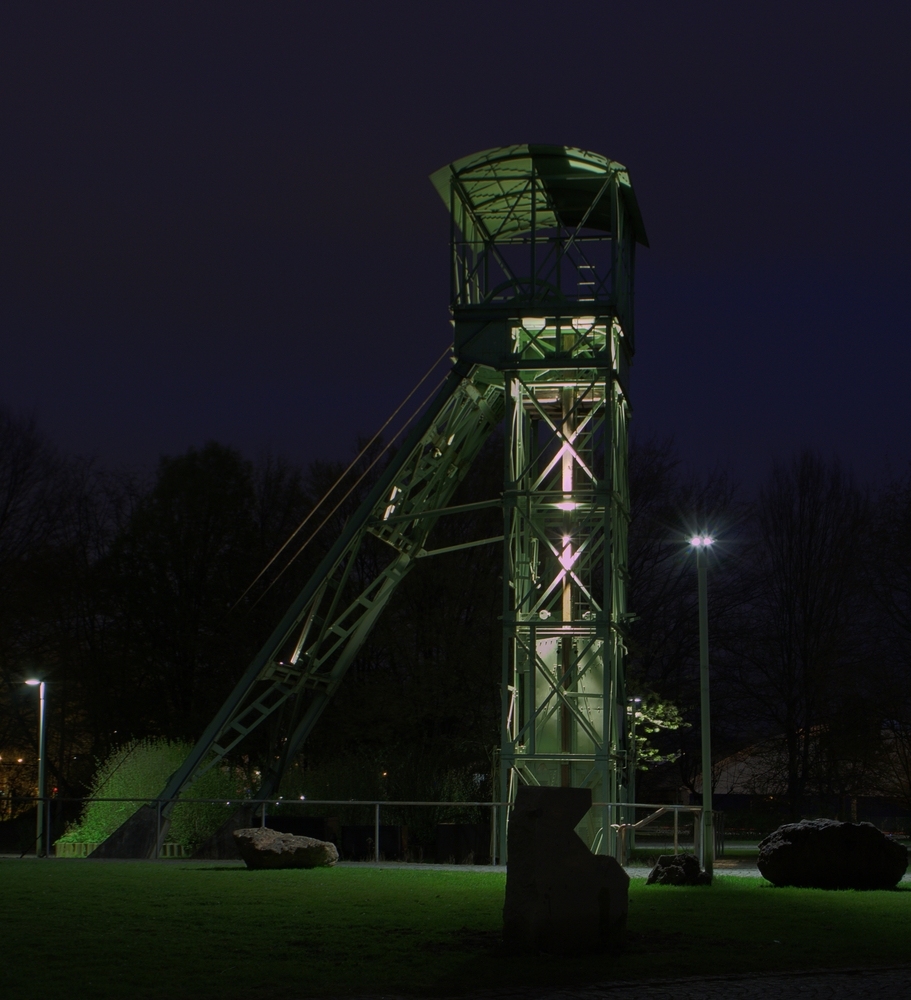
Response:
[[503, 786, 629, 955], [646, 853, 711, 886], [758, 819, 908, 890], [233, 827, 339, 870]]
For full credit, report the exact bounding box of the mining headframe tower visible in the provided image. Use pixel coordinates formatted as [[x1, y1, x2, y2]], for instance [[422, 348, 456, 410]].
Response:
[[93, 144, 648, 861]]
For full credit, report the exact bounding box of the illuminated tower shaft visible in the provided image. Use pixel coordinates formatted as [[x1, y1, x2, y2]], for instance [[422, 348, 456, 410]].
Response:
[[431, 145, 647, 855], [503, 330, 630, 853]]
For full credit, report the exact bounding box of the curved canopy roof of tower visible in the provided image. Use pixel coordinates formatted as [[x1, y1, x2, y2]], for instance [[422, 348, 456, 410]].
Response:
[[430, 144, 648, 249]]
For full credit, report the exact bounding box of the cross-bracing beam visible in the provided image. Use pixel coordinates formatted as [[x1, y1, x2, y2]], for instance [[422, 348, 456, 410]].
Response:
[[91, 362, 505, 858]]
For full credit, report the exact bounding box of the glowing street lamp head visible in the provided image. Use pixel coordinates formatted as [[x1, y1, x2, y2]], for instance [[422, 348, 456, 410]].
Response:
[[24, 678, 41, 687], [689, 535, 714, 549]]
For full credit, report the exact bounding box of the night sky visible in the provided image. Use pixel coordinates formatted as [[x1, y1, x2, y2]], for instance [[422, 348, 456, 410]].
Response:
[[2, 3, 909, 490]]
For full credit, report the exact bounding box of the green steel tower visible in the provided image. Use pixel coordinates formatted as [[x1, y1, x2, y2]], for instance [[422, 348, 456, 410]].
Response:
[[92, 145, 647, 862], [432, 146, 647, 854]]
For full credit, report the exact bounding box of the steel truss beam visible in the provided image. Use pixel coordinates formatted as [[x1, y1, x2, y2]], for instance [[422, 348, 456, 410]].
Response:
[[92, 363, 505, 857]]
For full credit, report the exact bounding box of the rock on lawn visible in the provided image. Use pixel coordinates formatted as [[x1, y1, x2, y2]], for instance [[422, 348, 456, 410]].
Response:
[[758, 819, 907, 890], [233, 827, 339, 869]]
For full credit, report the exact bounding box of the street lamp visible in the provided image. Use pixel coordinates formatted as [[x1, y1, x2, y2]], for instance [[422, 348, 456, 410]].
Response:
[[627, 696, 642, 804], [688, 535, 714, 879], [627, 696, 642, 851], [24, 679, 47, 857]]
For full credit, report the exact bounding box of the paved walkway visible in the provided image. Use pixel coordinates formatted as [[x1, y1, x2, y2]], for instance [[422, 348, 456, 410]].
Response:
[[448, 966, 911, 999], [346, 965, 911, 1000]]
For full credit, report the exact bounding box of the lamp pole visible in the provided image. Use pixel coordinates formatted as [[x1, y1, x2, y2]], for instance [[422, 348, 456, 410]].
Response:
[[689, 537, 713, 879], [627, 696, 642, 853], [25, 679, 47, 858]]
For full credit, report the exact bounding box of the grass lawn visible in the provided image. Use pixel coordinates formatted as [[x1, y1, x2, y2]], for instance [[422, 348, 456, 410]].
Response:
[[1, 861, 910, 999]]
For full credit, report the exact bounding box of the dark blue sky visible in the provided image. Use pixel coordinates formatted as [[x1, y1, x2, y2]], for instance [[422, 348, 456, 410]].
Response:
[[2, 2, 909, 489]]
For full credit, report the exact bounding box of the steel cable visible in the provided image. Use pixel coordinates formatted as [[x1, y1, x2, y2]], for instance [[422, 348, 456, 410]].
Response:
[[229, 345, 452, 615]]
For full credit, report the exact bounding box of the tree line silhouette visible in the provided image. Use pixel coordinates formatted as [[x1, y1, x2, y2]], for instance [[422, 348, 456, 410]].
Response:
[[2, 404, 910, 824]]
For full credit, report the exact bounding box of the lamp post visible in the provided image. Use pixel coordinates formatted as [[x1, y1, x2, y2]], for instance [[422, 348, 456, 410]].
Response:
[[627, 696, 642, 852], [689, 536, 713, 879], [24, 679, 47, 857], [627, 697, 642, 806]]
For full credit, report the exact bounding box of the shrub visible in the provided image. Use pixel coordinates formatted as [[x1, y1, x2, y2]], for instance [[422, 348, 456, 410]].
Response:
[[56, 738, 245, 850]]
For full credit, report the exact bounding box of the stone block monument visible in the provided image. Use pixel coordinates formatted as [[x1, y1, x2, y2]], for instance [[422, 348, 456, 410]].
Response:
[[502, 786, 629, 954]]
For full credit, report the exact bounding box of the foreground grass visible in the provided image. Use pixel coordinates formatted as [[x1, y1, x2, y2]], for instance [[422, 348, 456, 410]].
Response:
[[1, 861, 910, 999]]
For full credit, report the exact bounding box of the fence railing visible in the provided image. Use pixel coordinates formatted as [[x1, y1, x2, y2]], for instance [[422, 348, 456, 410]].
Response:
[[1, 795, 719, 864], [610, 803, 726, 863]]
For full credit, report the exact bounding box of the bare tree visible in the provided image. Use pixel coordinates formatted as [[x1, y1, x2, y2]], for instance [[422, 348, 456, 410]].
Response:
[[868, 466, 911, 649], [0, 407, 90, 804], [726, 452, 869, 817], [861, 466, 911, 809], [625, 436, 746, 795]]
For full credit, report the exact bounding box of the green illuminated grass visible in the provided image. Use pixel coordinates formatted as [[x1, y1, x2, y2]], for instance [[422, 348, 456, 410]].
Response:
[[1, 861, 910, 999]]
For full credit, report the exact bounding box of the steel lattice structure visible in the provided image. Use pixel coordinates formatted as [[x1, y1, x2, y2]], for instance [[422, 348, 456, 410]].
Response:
[[93, 145, 646, 861], [437, 146, 647, 855]]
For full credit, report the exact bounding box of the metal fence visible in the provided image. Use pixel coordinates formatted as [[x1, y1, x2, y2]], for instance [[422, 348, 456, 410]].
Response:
[[1, 795, 719, 863]]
